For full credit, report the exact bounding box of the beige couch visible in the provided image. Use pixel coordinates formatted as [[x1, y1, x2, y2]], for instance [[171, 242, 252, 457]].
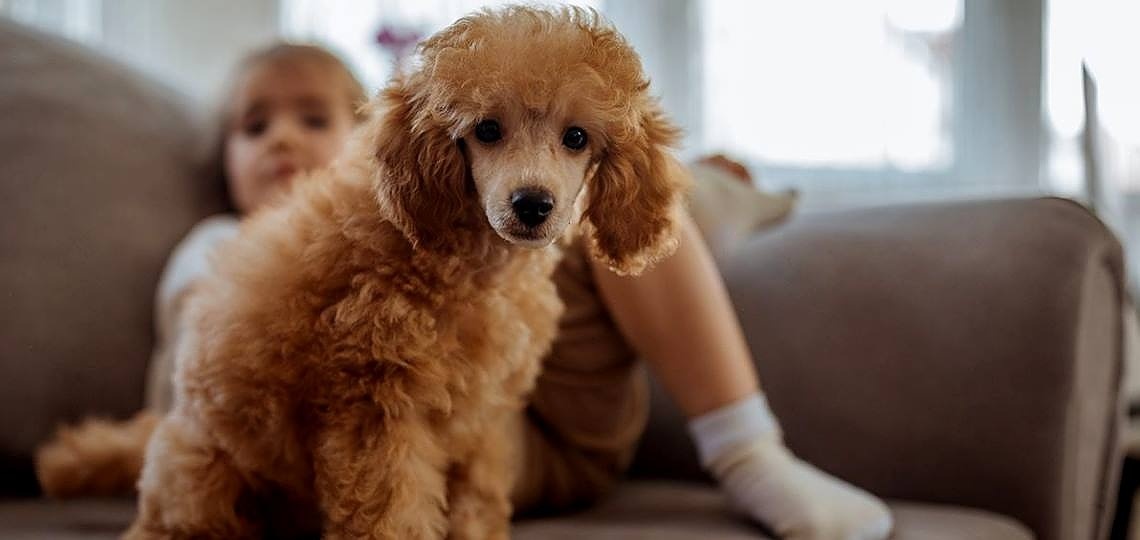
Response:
[[0, 19, 1125, 539]]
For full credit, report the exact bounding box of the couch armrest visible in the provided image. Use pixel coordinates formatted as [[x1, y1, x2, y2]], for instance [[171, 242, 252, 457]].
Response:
[[631, 198, 1125, 540]]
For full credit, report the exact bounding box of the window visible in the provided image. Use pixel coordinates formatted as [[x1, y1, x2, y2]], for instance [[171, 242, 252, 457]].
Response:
[[700, 0, 960, 173], [1045, 0, 1140, 194], [678, 0, 1048, 209], [281, 0, 602, 94], [0, 0, 102, 44]]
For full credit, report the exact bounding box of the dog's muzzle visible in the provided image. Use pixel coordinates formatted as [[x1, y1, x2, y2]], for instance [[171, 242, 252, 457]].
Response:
[[510, 188, 554, 228]]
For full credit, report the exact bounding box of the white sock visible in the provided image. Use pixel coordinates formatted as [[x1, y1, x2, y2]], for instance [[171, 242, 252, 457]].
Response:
[[688, 394, 893, 540]]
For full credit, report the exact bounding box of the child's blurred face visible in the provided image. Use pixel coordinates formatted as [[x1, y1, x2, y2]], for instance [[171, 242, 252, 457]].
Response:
[[225, 58, 356, 214]]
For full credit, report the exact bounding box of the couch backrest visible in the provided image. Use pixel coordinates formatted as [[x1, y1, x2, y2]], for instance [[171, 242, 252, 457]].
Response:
[[0, 20, 223, 493]]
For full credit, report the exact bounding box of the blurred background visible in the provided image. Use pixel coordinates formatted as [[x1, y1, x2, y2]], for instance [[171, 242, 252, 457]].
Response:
[[2, 0, 1138, 272]]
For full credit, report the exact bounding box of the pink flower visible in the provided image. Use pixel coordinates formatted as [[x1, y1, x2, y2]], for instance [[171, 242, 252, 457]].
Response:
[[376, 25, 422, 55]]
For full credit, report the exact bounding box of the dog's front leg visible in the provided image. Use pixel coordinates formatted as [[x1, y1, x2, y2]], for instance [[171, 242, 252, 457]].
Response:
[[445, 413, 513, 540], [124, 416, 259, 540], [314, 413, 449, 540]]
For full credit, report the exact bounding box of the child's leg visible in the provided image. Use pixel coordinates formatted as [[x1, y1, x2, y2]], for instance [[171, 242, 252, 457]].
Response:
[[590, 213, 892, 540], [510, 239, 652, 514], [509, 365, 649, 513]]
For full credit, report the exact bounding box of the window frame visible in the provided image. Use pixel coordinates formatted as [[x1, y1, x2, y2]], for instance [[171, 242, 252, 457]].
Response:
[[608, 0, 1047, 210]]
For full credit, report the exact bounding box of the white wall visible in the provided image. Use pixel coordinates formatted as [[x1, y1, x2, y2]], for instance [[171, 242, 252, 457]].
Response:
[[605, 0, 703, 158], [1, 0, 282, 106], [99, 0, 279, 106]]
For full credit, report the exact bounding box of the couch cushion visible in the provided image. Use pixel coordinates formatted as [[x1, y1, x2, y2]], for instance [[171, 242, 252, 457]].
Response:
[[630, 198, 1123, 540], [0, 483, 1033, 539], [0, 498, 133, 540], [514, 482, 1035, 539], [0, 20, 224, 493]]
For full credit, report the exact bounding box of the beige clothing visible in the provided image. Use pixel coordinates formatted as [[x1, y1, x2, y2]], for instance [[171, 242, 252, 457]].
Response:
[[510, 235, 649, 513], [145, 215, 240, 412], [508, 162, 802, 511]]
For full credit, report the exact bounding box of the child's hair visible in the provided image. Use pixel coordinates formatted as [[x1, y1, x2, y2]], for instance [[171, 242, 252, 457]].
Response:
[[203, 43, 369, 214]]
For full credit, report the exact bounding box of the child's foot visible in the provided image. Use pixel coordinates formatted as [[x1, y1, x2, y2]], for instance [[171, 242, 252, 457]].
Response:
[[708, 437, 892, 539], [689, 395, 892, 540]]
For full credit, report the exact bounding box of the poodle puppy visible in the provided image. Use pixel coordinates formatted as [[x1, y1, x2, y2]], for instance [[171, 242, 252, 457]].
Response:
[[123, 6, 687, 539]]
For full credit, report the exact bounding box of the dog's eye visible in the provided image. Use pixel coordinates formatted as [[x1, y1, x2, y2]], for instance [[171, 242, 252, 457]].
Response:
[[474, 120, 502, 143], [562, 127, 587, 150]]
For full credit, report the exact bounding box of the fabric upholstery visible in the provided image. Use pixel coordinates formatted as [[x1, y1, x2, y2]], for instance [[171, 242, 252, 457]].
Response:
[[632, 198, 1124, 540], [0, 483, 1035, 540], [514, 483, 1034, 540], [0, 17, 1123, 540], [0, 19, 222, 493]]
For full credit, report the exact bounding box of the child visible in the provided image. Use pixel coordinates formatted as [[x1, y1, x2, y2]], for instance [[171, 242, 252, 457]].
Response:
[[146, 43, 367, 413], [40, 42, 891, 540], [35, 42, 368, 501]]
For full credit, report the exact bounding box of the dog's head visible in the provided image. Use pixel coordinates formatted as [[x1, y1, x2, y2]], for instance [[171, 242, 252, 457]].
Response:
[[366, 6, 688, 275]]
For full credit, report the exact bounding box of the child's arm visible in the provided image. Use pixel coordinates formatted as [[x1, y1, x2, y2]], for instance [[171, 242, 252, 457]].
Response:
[[589, 211, 893, 540], [146, 216, 240, 413]]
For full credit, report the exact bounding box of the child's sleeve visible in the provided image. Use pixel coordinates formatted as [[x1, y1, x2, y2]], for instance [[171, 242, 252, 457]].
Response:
[[145, 215, 240, 413]]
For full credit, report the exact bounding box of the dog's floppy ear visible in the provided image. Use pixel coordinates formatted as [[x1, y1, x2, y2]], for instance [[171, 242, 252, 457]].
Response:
[[582, 98, 690, 276], [370, 80, 468, 248]]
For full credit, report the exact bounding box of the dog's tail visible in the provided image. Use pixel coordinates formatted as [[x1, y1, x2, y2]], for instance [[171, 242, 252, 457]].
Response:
[[34, 410, 160, 498]]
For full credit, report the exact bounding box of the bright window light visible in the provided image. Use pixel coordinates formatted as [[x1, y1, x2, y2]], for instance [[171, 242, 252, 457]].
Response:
[[281, 0, 602, 94], [700, 0, 959, 171], [1085, 0, 1140, 147]]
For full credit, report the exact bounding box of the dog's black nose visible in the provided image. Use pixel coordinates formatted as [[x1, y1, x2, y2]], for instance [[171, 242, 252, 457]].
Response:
[[511, 188, 554, 228]]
